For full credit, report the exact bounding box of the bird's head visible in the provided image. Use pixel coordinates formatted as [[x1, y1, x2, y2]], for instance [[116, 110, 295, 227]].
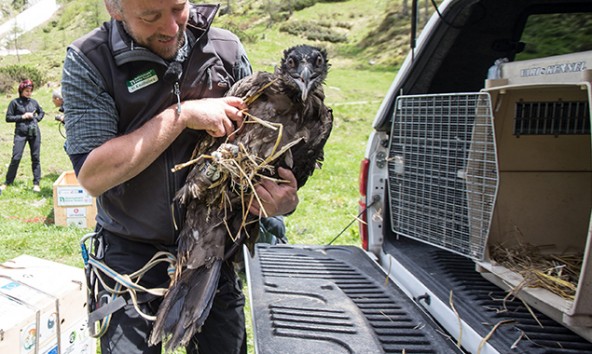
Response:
[[278, 45, 329, 102]]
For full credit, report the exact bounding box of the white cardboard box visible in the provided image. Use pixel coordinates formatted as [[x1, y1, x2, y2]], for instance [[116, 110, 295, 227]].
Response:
[[0, 255, 96, 354], [53, 170, 97, 229]]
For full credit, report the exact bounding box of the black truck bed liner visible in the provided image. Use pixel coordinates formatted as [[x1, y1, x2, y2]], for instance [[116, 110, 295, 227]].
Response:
[[383, 236, 592, 354], [245, 244, 463, 354]]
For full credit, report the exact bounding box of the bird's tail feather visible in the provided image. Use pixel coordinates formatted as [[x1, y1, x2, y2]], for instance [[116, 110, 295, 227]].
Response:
[[149, 259, 223, 352]]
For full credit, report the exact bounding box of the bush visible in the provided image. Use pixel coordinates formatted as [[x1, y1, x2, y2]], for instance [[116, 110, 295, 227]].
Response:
[[278, 0, 317, 12], [0, 65, 46, 94], [0, 72, 14, 93], [274, 0, 347, 13], [280, 21, 347, 43], [221, 22, 258, 44]]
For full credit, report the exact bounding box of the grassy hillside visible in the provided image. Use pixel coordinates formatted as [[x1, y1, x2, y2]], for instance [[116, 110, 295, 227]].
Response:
[[0, 0, 425, 82], [0, 0, 433, 263]]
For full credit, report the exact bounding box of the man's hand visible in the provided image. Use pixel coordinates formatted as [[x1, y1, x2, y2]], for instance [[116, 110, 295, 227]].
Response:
[[182, 97, 247, 138], [78, 96, 248, 197], [249, 167, 299, 217]]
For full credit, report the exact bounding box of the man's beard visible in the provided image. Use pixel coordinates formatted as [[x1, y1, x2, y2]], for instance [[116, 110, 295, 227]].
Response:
[[122, 21, 186, 60]]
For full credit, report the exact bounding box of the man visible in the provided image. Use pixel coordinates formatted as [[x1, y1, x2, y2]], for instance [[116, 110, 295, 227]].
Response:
[[62, 1, 298, 353], [52, 88, 65, 123]]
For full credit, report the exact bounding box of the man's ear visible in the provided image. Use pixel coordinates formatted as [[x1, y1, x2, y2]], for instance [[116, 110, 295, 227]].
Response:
[[104, 0, 123, 20]]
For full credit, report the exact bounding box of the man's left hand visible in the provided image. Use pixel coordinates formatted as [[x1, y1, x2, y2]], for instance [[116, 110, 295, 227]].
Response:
[[249, 167, 299, 217]]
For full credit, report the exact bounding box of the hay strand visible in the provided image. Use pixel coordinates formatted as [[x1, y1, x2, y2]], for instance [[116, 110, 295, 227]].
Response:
[[477, 320, 514, 354], [490, 241, 582, 301], [449, 290, 462, 349]]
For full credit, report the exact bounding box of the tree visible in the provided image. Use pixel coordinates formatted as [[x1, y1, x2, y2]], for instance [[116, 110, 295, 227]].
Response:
[[401, 0, 409, 18], [11, 0, 27, 12], [12, 18, 22, 62]]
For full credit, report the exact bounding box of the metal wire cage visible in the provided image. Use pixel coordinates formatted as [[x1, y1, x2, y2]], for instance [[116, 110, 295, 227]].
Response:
[[387, 93, 499, 260]]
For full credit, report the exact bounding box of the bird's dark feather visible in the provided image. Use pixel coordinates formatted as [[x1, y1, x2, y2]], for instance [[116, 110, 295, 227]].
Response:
[[150, 45, 333, 352], [156, 260, 222, 351]]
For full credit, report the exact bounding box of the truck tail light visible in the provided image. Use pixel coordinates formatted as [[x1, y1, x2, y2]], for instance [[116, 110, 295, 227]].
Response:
[[359, 158, 369, 250]]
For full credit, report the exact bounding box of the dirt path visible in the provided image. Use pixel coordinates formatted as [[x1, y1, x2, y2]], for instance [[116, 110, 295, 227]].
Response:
[[0, 0, 59, 54]]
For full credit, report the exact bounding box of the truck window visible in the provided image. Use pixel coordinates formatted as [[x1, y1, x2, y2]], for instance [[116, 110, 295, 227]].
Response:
[[517, 12, 592, 60]]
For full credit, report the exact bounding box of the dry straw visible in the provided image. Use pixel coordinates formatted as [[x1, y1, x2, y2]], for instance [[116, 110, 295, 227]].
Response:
[[171, 79, 299, 242], [490, 241, 582, 301]]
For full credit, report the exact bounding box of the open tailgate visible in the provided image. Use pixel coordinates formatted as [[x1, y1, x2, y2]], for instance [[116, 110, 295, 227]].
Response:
[[245, 244, 462, 354]]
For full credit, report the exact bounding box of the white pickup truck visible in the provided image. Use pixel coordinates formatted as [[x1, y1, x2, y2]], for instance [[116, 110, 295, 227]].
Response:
[[246, 0, 592, 353]]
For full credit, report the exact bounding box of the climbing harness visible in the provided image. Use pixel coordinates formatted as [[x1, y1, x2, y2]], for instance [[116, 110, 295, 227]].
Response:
[[80, 231, 177, 338]]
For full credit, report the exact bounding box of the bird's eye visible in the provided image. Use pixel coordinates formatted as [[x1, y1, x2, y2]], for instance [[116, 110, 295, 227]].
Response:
[[287, 57, 296, 68], [315, 55, 324, 67]]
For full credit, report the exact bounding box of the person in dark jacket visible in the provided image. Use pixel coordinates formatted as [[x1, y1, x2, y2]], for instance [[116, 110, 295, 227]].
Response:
[[2, 79, 45, 192], [61, 1, 298, 353]]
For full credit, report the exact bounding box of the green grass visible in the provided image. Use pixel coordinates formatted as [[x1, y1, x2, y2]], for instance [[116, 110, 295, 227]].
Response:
[[0, 85, 83, 266], [0, 67, 394, 260]]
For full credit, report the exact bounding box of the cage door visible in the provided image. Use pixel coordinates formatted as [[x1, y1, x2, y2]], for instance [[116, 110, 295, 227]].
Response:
[[387, 93, 499, 260]]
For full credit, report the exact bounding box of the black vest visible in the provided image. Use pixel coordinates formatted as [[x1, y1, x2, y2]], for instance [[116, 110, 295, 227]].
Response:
[[69, 4, 245, 245]]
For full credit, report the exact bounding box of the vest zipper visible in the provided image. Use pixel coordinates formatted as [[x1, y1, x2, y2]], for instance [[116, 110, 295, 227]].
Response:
[[174, 81, 182, 115], [165, 147, 179, 244], [170, 77, 183, 243]]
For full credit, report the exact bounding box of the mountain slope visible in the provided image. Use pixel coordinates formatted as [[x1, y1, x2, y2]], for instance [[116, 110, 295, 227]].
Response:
[[0, 0, 429, 83]]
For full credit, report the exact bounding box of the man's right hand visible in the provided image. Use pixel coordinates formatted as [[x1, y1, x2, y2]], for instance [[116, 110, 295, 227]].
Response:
[[181, 96, 247, 138]]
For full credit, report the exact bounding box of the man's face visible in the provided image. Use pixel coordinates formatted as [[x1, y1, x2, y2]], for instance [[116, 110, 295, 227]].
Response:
[[111, 0, 190, 60], [52, 96, 63, 107]]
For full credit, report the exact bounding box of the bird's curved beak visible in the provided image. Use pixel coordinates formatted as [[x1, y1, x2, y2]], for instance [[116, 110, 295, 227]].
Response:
[[297, 66, 312, 102]]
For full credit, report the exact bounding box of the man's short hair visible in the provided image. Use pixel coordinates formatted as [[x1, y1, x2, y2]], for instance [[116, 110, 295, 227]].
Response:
[[52, 89, 63, 100]]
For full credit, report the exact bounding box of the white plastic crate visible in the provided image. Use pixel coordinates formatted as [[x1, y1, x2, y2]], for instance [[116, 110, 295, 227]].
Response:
[[477, 51, 592, 341]]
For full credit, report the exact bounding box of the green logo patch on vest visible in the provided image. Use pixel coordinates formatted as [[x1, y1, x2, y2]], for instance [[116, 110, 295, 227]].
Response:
[[127, 69, 158, 93]]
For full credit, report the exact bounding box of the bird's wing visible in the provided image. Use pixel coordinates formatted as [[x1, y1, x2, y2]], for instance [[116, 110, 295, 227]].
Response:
[[150, 257, 222, 351], [153, 49, 334, 351], [229, 70, 334, 189], [227, 71, 277, 100], [289, 91, 334, 189]]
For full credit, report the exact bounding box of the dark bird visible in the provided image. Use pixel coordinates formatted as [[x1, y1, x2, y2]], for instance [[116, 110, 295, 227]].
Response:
[[149, 45, 333, 351]]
